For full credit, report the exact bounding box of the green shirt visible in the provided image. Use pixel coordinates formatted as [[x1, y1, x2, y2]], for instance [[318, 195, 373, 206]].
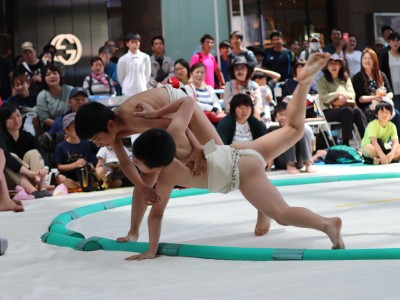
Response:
[[317, 76, 355, 111], [361, 119, 398, 148]]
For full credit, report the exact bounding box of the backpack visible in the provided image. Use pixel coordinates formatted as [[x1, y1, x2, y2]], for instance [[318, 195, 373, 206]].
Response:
[[324, 145, 363, 164]]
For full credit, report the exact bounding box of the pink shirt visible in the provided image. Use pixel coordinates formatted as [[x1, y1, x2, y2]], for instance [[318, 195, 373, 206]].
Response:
[[190, 52, 218, 87]]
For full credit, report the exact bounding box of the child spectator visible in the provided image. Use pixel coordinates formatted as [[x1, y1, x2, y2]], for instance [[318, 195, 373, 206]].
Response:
[[54, 113, 98, 190], [83, 56, 116, 96], [268, 102, 315, 173], [95, 144, 131, 188], [361, 102, 400, 164], [251, 71, 276, 125]]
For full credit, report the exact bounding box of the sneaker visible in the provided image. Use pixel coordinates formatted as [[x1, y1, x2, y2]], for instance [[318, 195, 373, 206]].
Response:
[[0, 238, 8, 256]]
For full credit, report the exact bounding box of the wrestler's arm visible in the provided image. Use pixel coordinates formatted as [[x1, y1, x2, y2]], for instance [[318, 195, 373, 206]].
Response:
[[125, 168, 176, 260], [113, 137, 160, 203]]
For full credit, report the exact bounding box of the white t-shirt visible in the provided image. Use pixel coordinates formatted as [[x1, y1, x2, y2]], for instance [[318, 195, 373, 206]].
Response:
[[232, 121, 253, 143], [345, 50, 362, 78], [389, 52, 400, 95], [97, 146, 131, 164]]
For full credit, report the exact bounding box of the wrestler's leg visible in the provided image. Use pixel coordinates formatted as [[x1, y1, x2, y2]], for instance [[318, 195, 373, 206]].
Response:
[[239, 157, 344, 249], [232, 53, 331, 163]]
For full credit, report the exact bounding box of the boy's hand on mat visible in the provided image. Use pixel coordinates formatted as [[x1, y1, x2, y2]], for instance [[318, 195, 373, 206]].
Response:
[[125, 251, 156, 261]]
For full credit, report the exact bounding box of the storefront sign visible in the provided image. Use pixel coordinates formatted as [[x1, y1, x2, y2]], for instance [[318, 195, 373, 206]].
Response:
[[50, 34, 82, 65]]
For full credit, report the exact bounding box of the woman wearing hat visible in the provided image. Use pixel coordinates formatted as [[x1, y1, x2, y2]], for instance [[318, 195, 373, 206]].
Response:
[[317, 55, 366, 146], [223, 56, 262, 119]]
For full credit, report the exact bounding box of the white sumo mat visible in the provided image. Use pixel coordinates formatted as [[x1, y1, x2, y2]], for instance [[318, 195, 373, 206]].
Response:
[[1, 164, 400, 299]]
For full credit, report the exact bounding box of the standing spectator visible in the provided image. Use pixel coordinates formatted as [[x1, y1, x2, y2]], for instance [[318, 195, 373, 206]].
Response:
[[323, 28, 346, 57], [317, 55, 366, 146], [217, 94, 266, 145], [14, 41, 44, 94], [40, 44, 65, 76], [148, 35, 174, 88], [381, 25, 393, 47], [344, 35, 362, 78], [380, 32, 400, 110], [300, 36, 323, 61], [173, 59, 190, 85], [227, 31, 257, 68], [254, 48, 265, 68], [98, 46, 121, 95], [217, 40, 232, 83], [301, 40, 310, 52], [83, 56, 116, 96], [373, 37, 386, 61], [224, 56, 262, 119], [36, 64, 73, 130], [190, 34, 224, 88], [262, 30, 296, 82], [289, 39, 301, 61], [105, 39, 119, 63], [117, 33, 151, 96], [0, 49, 12, 101]]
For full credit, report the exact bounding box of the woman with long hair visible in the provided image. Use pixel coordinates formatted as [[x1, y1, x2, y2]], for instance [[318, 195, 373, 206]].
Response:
[[317, 55, 367, 146]]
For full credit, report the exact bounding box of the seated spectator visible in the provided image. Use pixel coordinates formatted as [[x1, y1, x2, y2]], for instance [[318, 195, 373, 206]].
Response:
[[174, 59, 190, 86], [185, 62, 223, 123], [352, 48, 400, 135], [317, 55, 367, 146], [83, 56, 116, 96], [361, 102, 400, 165], [0, 149, 24, 212], [148, 35, 174, 88], [267, 102, 315, 173], [36, 64, 73, 130], [0, 104, 52, 198], [217, 94, 266, 145], [251, 71, 278, 125], [54, 113, 98, 190], [95, 144, 132, 188], [223, 56, 262, 119], [281, 60, 317, 118]]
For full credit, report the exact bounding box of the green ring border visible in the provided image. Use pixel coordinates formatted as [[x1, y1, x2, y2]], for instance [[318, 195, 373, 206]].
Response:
[[41, 172, 400, 261]]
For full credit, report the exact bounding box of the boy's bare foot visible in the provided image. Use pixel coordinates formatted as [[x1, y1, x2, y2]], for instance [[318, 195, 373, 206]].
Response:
[[0, 199, 24, 212], [116, 232, 139, 242], [287, 163, 300, 174], [297, 53, 331, 85], [326, 217, 345, 249], [373, 157, 381, 165], [254, 211, 271, 236], [304, 160, 317, 173]]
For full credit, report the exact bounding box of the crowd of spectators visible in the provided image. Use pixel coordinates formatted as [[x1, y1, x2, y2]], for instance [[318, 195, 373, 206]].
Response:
[[1, 23, 400, 209]]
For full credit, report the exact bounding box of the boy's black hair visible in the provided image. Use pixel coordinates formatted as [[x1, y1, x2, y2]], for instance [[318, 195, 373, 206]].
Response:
[[375, 101, 393, 115], [273, 101, 288, 118], [0, 102, 19, 131], [381, 25, 393, 35], [200, 34, 214, 44], [229, 94, 254, 116], [75, 102, 115, 140], [132, 128, 176, 169]]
